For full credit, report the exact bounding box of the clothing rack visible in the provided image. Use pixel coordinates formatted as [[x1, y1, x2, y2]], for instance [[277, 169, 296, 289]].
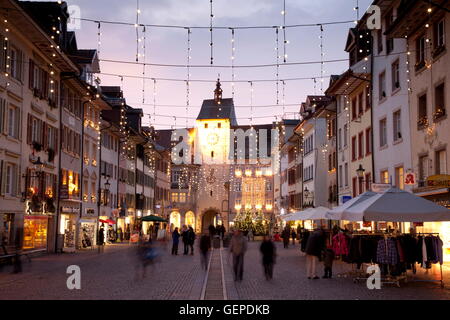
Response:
[[406, 232, 444, 288]]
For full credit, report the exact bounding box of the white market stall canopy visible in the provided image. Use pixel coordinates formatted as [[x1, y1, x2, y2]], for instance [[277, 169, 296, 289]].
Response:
[[326, 191, 377, 220], [338, 187, 450, 222], [281, 207, 330, 221]]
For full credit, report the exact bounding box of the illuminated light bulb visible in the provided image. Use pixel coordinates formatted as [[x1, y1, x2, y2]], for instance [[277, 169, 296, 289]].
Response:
[[427, 8, 432, 13]]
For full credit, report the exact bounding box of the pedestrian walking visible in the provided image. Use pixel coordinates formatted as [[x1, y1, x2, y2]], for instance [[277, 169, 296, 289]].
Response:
[[220, 224, 226, 240], [282, 227, 290, 248], [305, 228, 326, 280], [247, 228, 253, 242], [1, 228, 8, 255], [291, 229, 297, 246], [181, 225, 189, 255], [97, 224, 105, 253], [12, 227, 23, 274], [171, 227, 180, 255], [229, 230, 247, 281], [322, 244, 335, 279], [208, 224, 216, 239], [117, 227, 123, 242], [260, 236, 276, 280], [199, 234, 211, 270], [187, 226, 196, 255]]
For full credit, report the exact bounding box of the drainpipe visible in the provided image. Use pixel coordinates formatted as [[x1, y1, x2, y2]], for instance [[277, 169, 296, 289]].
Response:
[[370, 51, 375, 187]]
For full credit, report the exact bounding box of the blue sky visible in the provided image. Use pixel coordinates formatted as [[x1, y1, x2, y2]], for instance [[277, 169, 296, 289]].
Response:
[[44, 0, 373, 128]]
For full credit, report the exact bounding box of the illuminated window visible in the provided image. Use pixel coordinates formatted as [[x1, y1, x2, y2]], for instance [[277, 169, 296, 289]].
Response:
[[380, 170, 389, 184], [395, 167, 404, 190]]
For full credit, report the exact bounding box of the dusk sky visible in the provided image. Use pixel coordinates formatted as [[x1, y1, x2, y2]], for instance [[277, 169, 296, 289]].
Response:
[[49, 0, 372, 128]]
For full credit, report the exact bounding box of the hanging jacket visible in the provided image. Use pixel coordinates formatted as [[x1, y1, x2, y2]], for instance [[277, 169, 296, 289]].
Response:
[[332, 233, 349, 256], [436, 236, 444, 265], [421, 237, 427, 268], [376, 238, 398, 265], [305, 230, 326, 257]]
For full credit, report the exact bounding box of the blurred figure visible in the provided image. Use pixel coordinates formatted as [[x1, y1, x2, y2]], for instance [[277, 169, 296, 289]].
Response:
[[135, 236, 158, 279], [291, 229, 297, 246], [117, 227, 123, 242], [305, 228, 326, 280], [260, 236, 276, 280], [199, 234, 211, 270], [282, 227, 290, 249], [187, 226, 196, 255], [220, 224, 226, 240], [13, 227, 23, 274], [1, 227, 8, 255], [230, 230, 247, 281], [181, 225, 189, 255], [322, 243, 335, 279], [247, 228, 253, 242], [171, 227, 180, 255], [208, 224, 215, 239], [97, 224, 105, 253]]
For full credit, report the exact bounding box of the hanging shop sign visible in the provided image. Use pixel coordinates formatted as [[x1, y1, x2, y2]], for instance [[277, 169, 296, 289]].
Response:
[[427, 175, 450, 188], [405, 172, 416, 185], [85, 208, 95, 216], [371, 183, 391, 193], [413, 222, 424, 227]]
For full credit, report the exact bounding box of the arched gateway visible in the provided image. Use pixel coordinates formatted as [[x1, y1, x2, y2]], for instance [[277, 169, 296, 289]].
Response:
[[201, 209, 221, 234]]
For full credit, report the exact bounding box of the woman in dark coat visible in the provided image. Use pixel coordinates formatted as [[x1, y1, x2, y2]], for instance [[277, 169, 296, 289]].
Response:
[[172, 227, 180, 255], [260, 236, 276, 280], [187, 227, 196, 255], [97, 225, 105, 253]]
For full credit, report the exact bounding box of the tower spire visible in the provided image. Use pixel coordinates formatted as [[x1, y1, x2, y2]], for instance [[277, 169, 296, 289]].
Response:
[[214, 76, 222, 103]]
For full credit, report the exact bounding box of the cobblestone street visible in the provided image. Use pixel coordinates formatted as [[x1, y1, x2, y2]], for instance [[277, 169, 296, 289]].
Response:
[[1, 240, 450, 300]]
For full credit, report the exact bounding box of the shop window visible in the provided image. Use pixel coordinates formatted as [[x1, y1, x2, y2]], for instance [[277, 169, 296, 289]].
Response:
[[380, 170, 389, 184], [23, 216, 48, 250]]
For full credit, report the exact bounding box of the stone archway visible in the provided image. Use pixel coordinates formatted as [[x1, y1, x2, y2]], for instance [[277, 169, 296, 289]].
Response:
[[201, 208, 220, 234]]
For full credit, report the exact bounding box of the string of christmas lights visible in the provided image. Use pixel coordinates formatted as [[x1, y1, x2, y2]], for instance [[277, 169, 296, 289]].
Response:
[[209, 0, 214, 65], [230, 28, 235, 98]]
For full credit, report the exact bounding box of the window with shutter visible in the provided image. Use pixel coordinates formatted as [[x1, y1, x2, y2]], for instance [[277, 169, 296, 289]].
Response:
[[0, 160, 4, 196]]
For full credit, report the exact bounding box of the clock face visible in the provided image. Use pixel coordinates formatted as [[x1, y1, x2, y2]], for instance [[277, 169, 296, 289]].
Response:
[[207, 132, 219, 146]]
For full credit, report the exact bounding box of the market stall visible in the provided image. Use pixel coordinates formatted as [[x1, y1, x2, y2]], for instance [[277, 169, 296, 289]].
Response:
[[326, 187, 450, 288]]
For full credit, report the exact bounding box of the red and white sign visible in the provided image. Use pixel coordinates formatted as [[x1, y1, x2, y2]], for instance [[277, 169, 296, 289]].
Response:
[[405, 173, 416, 185]]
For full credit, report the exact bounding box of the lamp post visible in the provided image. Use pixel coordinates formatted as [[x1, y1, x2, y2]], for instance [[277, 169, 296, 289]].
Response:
[[356, 164, 372, 192]]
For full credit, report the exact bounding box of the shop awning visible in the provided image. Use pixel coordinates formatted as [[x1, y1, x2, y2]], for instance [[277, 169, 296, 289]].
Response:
[[141, 215, 167, 222]]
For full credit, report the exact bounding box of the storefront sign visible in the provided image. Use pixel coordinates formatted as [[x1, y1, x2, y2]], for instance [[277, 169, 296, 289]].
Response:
[[413, 222, 424, 227], [61, 206, 78, 214], [85, 208, 95, 216], [405, 173, 416, 185], [363, 221, 372, 228], [342, 196, 352, 204], [60, 185, 69, 199], [371, 183, 391, 193], [427, 175, 450, 188]]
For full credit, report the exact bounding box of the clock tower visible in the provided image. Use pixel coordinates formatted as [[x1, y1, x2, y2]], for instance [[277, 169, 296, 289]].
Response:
[[194, 79, 237, 233]]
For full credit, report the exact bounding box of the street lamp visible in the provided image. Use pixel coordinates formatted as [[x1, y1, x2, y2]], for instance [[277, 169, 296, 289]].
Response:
[[356, 164, 366, 179], [103, 175, 110, 206]]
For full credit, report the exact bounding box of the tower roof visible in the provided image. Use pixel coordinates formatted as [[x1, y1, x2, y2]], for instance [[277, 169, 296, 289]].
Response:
[[197, 79, 237, 125]]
